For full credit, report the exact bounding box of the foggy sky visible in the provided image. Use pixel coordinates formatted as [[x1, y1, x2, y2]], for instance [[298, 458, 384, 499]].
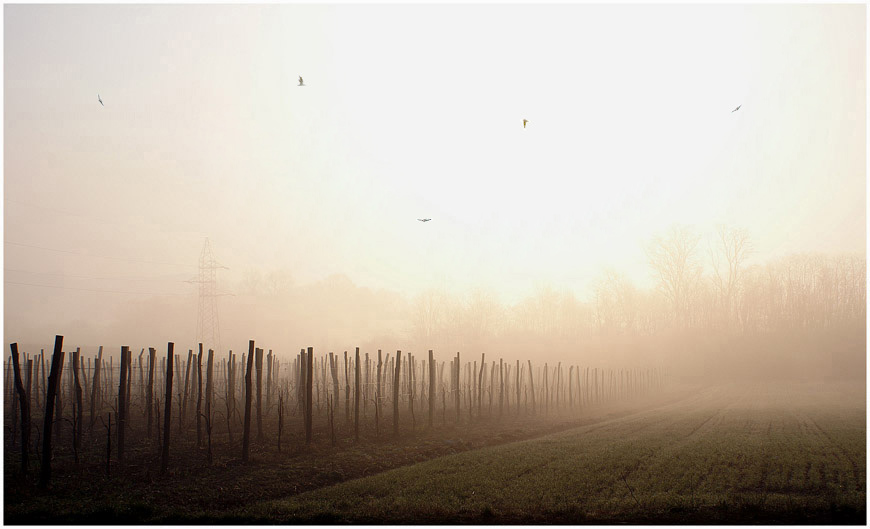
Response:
[[3, 4, 866, 352]]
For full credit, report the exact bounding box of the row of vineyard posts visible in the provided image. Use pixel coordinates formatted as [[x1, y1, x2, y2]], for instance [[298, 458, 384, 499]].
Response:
[[6, 337, 666, 487]]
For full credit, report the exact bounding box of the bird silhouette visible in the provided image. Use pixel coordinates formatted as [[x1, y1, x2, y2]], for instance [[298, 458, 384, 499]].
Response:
[[732, 105, 741, 113], [298, 76, 305, 87], [98, 94, 103, 106], [418, 218, 431, 222], [523, 119, 528, 128]]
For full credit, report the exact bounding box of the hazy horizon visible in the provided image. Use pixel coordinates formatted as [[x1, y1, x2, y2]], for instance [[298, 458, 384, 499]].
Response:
[[3, 4, 866, 367]]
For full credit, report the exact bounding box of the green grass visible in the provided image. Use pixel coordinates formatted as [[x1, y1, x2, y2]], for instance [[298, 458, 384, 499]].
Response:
[[226, 383, 865, 524]]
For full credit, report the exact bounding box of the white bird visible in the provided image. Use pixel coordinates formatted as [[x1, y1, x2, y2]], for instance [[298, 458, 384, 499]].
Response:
[[418, 218, 431, 222], [98, 94, 103, 106], [523, 119, 528, 128], [732, 104, 741, 113], [298, 76, 305, 87]]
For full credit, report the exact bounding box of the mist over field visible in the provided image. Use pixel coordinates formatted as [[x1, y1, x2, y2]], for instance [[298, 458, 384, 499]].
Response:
[[3, 3, 865, 524]]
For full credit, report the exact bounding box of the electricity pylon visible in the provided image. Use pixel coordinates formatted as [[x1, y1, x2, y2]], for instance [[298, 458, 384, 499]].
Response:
[[187, 238, 229, 354]]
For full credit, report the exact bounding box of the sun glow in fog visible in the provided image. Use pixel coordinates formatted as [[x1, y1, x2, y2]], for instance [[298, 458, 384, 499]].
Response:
[[3, 3, 865, 331]]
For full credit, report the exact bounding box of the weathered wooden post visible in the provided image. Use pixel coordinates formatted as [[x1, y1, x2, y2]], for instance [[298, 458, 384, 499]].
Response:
[[11, 343, 30, 475], [160, 342, 174, 474], [206, 348, 215, 446], [407, 352, 415, 429], [393, 350, 401, 436], [126, 351, 133, 419], [255, 347, 263, 441], [144, 347, 155, 437], [527, 360, 536, 415], [118, 346, 129, 462], [181, 350, 192, 428], [242, 340, 255, 462], [305, 347, 313, 445], [376, 350, 383, 437], [40, 335, 64, 488], [329, 352, 339, 425], [266, 350, 273, 412], [354, 347, 361, 442], [196, 344, 204, 447], [225, 352, 235, 443], [343, 351, 350, 425], [138, 349, 144, 409], [53, 345, 65, 446], [428, 350, 435, 428], [454, 352, 461, 424], [499, 358, 504, 419], [363, 352, 370, 419], [71, 348, 82, 455]]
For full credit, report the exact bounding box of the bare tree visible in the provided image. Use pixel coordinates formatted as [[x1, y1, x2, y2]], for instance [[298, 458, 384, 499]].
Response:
[[709, 225, 752, 329], [646, 225, 702, 327]]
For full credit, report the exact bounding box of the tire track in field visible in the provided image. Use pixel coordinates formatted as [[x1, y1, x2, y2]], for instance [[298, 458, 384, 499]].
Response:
[[490, 389, 721, 484], [802, 414, 863, 491], [607, 387, 745, 491], [552, 388, 715, 442]]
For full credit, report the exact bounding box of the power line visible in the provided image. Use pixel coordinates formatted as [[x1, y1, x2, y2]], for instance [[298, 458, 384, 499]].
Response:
[[4, 241, 196, 268], [4, 280, 189, 296]]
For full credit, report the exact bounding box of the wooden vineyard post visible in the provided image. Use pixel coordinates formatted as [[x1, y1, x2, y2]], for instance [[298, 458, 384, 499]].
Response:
[[499, 358, 504, 420], [126, 351, 133, 421], [266, 350, 273, 413], [146, 348, 155, 436], [138, 349, 144, 408], [255, 348, 263, 441], [489, 362, 495, 415], [206, 348, 215, 447], [11, 343, 30, 475], [393, 350, 401, 436], [226, 352, 235, 444], [181, 350, 192, 428], [329, 352, 340, 427], [54, 345, 65, 446], [118, 346, 129, 463], [196, 344, 203, 448], [363, 352, 369, 419], [454, 352, 461, 424], [73, 349, 83, 455], [527, 360, 536, 415], [407, 352, 415, 429], [160, 342, 174, 474], [477, 353, 485, 416], [343, 351, 350, 425], [305, 347, 313, 445], [41, 351, 47, 410], [39, 335, 64, 488], [354, 347, 361, 442], [297, 349, 305, 418], [376, 350, 383, 437], [242, 340, 255, 462], [428, 350, 435, 428]]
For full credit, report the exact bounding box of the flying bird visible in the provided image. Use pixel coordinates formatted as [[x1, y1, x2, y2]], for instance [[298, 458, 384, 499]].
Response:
[[298, 76, 305, 87], [732, 105, 741, 113], [523, 119, 528, 128], [418, 218, 431, 222], [98, 94, 103, 106]]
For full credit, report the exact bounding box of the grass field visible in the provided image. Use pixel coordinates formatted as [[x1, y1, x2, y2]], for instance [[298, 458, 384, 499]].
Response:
[[228, 382, 865, 524], [6, 382, 864, 524]]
